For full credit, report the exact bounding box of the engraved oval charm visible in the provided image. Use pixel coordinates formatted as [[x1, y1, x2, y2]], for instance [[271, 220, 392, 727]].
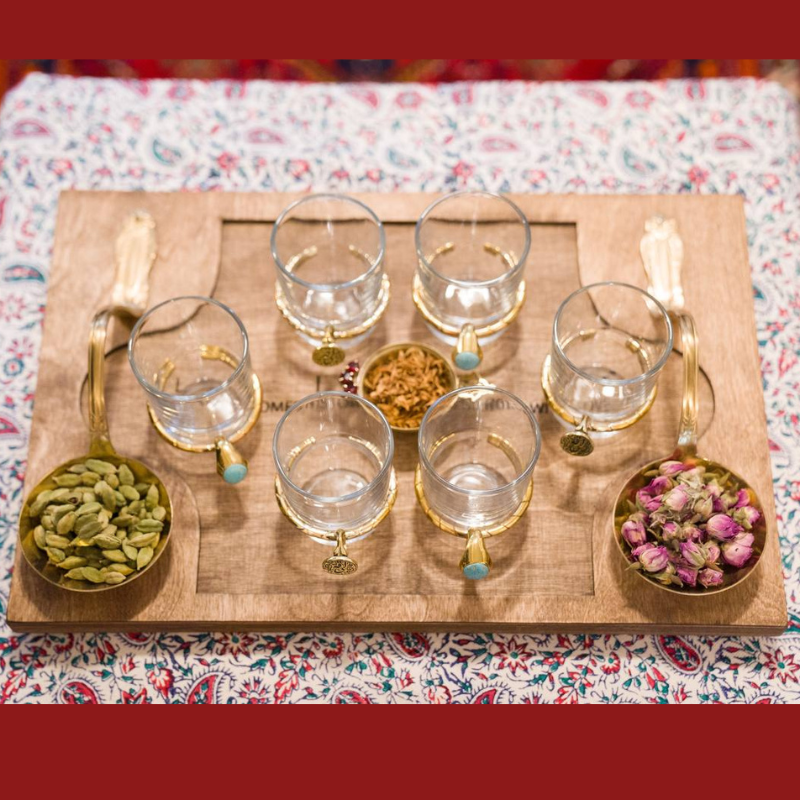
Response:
[[312, 342, 346, 367], [322, 554, 358, 575], [560, 428, 594, 457]]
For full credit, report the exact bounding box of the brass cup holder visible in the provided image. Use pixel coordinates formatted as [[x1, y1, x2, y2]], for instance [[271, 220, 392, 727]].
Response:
[[275, 467, 398, 575], [414, 465, 534, 579], [412, 242, 526, 372], [274, 245, 391, 367], [148, 345, 263, 484], [540, 354, 658, 457]]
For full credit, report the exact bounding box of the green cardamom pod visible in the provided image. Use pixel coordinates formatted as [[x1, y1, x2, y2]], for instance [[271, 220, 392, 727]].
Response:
[[134, 482, 150, 495], [68, 464, 88, 474], [75, 521, 104, 539], [56, 511, 77, 535], [40, 515, 55, 531], [151, 505, 167, 521], [45, 533, 72, 549], [54, 473, 82, 488], [118, 464, 135, 486], [102, 549, 128, 563], [120, 485, 140, 502], [122, 543, 138, 561], [111, 513, 138, 528], [29, 490, 54, 517], [95, 480, 117, 512], [33, 525, 47, 550], [135, 519, 164, 533], [128, 500, 144, 515], [47, 547, 66, 563], [93, 533, 122, 550], [58, 556, 88, 570], [77, 501, 102, 516], [106, 473, 120, 489], [128, 532, 158, 548], [107, 563, 134, 576], [145, 484, 160, 511], [51, 503, 76, 523], [48, 489, 71, 503], [64, 567, 86, 581], [85, 459, 117, 475], [75, 512, 99, 531], [80, 472, 101, 486], [136, 546, 154, 570], [104, 572, 126, 585], [113, 490, 126, 506], [81, 567, 105, 583]]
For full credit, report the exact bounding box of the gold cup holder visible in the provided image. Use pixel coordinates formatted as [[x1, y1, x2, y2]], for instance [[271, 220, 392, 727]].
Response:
[[412, 242, 526, 372], [275, 468, 398, 575], [275, 245, 391, 367], [414, 465, 534, 580], [148, 345, 263, 484]]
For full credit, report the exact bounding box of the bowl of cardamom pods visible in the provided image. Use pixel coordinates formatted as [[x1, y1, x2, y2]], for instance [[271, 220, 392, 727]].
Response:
[[18, 455, 171, 592]]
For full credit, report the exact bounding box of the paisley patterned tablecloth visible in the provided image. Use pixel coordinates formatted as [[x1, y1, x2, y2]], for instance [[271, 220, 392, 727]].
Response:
[[0, 75, 798, 704]]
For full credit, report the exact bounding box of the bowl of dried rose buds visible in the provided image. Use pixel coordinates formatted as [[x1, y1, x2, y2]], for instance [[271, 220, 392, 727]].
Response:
[[356, 343, 456, 432], [613, 456, 766, 594]]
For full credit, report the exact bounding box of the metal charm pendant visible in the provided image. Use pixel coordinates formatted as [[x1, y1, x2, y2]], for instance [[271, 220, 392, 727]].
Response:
[[459, 529, 492, 579], [312, 325, 346, 367], [560, 416, 594, 457], [215, 438, 249, 484], [322, 530, 358, 575]]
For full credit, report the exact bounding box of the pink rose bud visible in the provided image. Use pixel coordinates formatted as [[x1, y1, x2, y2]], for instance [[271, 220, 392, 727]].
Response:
[[704, 543, 720, 565], [659, 460, 686, 476], [676, 566, 698, 587], [722, 541, 753, 569], [680, 541, 706, 568], [632, 542, 656, 559], [721, 492, 738, 510], [698, 568, 724, 588], [636, 489, 662, 512], [734, 489, 751, 508], [622, 517, 648, 548], [648, 476, 673, 495], [662, 521, 681, 543], [734, 531, 755, 548], [639, 546, 670, 573], [706, 514, 742, 541], [663, 485, 689, 512], [705, 482, 722, 498], [683, 524, 704, 543]]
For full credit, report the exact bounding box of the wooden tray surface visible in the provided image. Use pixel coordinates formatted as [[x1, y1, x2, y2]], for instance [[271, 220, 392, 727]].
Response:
[[7, 191, 787, 633]]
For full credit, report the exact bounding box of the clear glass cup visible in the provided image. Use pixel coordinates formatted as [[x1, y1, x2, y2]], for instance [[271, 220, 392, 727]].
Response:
[[273, 391, 397, 574], [271, 194, 389, 366], [414, 191, 530, 370], [128, 296, 261, 483], [542, 281, 673, 456], [416, 385, 541, 579]]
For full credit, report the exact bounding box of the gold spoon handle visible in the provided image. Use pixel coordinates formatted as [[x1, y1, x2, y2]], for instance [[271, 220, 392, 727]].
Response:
[[88, 308, 115, 456], [674, 310, 699, 453]]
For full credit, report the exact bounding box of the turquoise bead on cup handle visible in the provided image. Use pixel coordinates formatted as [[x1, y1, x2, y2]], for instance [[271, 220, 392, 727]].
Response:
[[453, 323, 483, 371], [460, 529, 492, 579], [216, 439, 249, 484]]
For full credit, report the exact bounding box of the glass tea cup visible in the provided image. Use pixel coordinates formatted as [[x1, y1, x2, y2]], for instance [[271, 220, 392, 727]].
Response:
[[413, 191, 530, 371], [128, 296, 262, 483], [541, 281, 673, 457], [271, 194, 390, 367], [273, 391, 397, 575], [415, 386, 541, 579]]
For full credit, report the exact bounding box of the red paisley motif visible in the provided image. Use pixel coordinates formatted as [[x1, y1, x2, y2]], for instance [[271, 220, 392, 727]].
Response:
[[60, 681, 99, 704]]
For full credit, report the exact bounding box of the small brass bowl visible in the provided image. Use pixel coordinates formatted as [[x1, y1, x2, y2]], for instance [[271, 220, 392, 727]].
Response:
[[356, 342, 456, 433], [613, 456, 766, 596], [19, 455, 172, 593]]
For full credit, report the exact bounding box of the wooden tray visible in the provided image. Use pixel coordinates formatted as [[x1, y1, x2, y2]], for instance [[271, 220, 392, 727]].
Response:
[[7, 192, 788, 633]]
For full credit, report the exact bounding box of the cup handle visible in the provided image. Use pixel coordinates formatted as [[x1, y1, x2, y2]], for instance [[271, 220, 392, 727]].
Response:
[[215, 439, 249, 484], [322, 530, 358, 575], [453, 323, 483, 371], [559, 416, 594, 457], [459, 529, 492, 579]]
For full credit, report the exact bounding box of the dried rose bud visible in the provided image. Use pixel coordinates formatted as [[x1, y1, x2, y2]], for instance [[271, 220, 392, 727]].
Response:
[[720, 491, 739, 510], [705, 482, 722, 499], [734, 531, 755, 547], [632, 542, 656, 559], [648, 475, 673, 495], [734, 505, 761, 529], [663, 485, 690, 512], [683, 524, 704, 543], [721, 540, 753, 569], [662, 521, 681, 543], [636, 489, 662, 513], [693, 494, 714, 519], [639, 546, 670, 573], [680, 540, 706, 568], [676, 565, 698, 587], [698, 568, 724, 588], [704, 542, 720, 565], [622, 516, 648, 548], [706, 514, 742, 541], [734, 489, 751, 508], [659, 460, 686, 476]]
